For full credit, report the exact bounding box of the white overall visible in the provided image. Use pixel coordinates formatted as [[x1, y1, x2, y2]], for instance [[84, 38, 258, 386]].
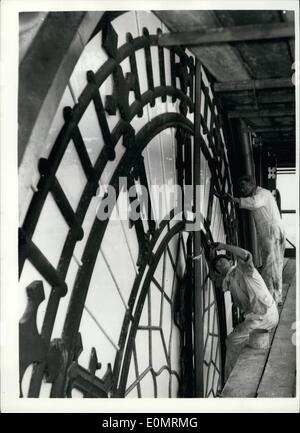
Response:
[[223, 254, 279, 381], [239, 187, 286, 304]]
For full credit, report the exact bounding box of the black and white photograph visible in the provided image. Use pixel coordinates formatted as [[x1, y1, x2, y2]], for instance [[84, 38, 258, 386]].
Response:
[[0, 0, 299, 413]]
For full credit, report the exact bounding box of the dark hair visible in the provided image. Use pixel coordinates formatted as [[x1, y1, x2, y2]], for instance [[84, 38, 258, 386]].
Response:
[[210, 254, 231, 274], [238, 174, 256, 186]]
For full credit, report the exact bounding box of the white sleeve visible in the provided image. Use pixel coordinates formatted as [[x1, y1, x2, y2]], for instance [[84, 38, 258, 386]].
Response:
[[239, 189, 267, 210], [237, 252, 254, 276]]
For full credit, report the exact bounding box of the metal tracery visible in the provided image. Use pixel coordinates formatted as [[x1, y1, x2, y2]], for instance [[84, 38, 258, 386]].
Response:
[[19, 12, 238, 398]]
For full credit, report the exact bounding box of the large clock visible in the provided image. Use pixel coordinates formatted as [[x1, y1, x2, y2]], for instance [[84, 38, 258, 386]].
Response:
[[19, 11, 237, 398]]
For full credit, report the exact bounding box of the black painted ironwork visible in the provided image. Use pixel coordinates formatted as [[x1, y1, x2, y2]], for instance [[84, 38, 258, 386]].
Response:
[[19, 13, 238, 398], [19, 281, 47, 397]]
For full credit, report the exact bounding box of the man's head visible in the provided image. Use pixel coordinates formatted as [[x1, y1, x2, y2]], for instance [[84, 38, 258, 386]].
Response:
[[238, 175, 256, 197], [210, 254, 233, 279]]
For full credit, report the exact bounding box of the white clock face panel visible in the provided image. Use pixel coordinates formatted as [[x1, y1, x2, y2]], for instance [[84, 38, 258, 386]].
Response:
[[19, 11, 236, 398]]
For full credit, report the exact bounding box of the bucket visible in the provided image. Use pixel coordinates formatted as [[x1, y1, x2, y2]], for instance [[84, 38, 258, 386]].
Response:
[[249, 329, 270, 349]]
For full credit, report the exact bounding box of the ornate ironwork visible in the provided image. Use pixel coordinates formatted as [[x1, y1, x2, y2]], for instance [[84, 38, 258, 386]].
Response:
[[19, 13, 238, 398], [19, 281, 47, 397]]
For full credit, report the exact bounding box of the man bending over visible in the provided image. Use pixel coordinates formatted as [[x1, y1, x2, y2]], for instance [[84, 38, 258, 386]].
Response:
[[210, 242, 279, 381]]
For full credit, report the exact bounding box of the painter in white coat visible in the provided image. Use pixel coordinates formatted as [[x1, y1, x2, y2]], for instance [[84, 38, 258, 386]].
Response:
[[227, 175, 286, 305], [209, 242, 279, 381]]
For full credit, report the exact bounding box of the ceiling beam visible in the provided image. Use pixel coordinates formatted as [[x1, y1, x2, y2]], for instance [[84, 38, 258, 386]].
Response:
[[270, 135, 295, 140], [228, 108, 295, 118], [281, 10, 295, 62], [210, 11, 257, 78], [262, 140, 295, 145], [222, 103, 295, 113], [250, 126, 295, 133], [259, 136, 295, 141], [262, 137, 295, 142], [220, 93, 295, 106], [214, 78, 293, 92], [158, 22, 294, 47]]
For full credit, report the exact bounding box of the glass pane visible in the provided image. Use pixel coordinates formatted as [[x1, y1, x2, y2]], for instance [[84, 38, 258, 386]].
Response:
[[150, 282, 162, 327], [78, 102, 105, 165], [171, 374, 179, 397], [134, 45, 148, 96], [78, 308, 117, 377], [152, 46, 162, 89], [163, 47, 171, 86], [56, 140, 87, 211], [164, 238, 178, 300], [213, 371, 221, 396], [211, 198, 224, 241], [156, 369, 170, 397], [135, 330, 150, 375], [206, 365, 214, 396], [161, 297, 172, 346], [159, 128, 177, 210], [147, 97, 168, 122], [139, 371, 155, 397], [52, 196, 99, 339], [152, 331, 168, 371], [31, 192, 69, 269], [84, 248, 126, 349], [113, 11, 139, 46], [144, 135, 168, 221], [170, 325, 180, 373], [100, 217, 137, 306], [126, 386, 139, 398]]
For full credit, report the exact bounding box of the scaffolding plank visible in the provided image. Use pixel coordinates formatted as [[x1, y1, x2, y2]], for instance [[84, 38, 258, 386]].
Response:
[[257, 266, 296, 397], [221, 347, 269, 397], [221, 259, 296, 398]]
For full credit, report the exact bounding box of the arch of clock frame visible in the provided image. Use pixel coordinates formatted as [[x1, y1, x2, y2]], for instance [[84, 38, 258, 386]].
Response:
[[19, 11, 240, 399]]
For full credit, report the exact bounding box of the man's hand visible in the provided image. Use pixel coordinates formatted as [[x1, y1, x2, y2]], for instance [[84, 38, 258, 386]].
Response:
[[210, 242, 224, 251], [225, 193, 240, 204], [224, 192, 234, 200]]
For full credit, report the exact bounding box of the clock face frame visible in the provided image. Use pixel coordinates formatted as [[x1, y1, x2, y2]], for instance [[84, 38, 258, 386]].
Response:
[[19, 12, 237, 398]]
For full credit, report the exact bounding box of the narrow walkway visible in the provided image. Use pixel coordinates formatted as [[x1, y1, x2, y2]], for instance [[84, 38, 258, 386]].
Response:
[[221, 258, 296, 398]]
